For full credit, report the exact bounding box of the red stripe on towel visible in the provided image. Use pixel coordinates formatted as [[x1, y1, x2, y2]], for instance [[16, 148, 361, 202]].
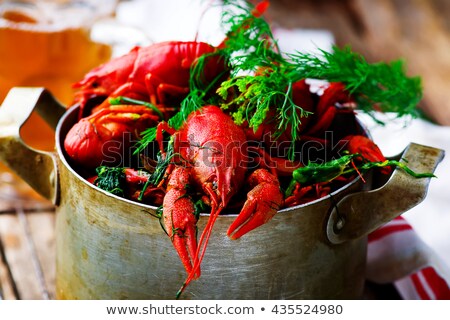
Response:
[[368, 224, 412, 243], [422, 267, 450, 299]]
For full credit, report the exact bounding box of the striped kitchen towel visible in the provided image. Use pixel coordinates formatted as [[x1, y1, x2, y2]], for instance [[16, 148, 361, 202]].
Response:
[[366, 216, 450, 299]]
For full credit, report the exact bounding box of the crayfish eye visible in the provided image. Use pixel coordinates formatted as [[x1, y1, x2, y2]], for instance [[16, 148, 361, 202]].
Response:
[[91, 82, 99, 88]]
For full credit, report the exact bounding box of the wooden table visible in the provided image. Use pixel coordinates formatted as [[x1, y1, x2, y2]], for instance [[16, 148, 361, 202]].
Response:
[[0, 170, 56, 300]]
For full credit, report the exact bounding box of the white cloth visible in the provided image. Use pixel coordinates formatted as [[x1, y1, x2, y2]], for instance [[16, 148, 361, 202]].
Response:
[[367, 217, 450, 299]]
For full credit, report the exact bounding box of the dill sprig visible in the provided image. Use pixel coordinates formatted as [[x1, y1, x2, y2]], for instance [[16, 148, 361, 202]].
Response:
[[93, 166, 126, 196], [134, 126, 156, 155], [134, 0, 423, 161], [219, 0, 281, 74], [285, 154, 435, 196], [216, 41, 422, 138], [148, 138, 175, 186], [216, 1, 422, 142], [216, 45, 422, 161], [133, 90, 208, 155], [286, 46, 423, 120]]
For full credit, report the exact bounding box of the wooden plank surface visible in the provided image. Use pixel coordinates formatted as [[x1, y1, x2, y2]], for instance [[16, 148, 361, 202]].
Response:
[[0, 211, 56, 300], [0, 169, 55, 300]]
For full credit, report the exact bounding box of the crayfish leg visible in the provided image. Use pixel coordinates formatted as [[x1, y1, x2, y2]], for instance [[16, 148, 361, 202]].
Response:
[[341, 135, 391, 175], [177, 182, 224, 298], [93, 82, 149, 112], [145, 73, 189, 106]]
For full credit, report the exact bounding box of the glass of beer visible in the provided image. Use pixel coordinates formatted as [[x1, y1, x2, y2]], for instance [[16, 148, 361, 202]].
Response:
[[0, 0, 117, 151]]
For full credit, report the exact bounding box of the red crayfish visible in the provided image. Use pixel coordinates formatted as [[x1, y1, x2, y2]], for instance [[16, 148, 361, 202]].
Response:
[[66, 40, 228, 168], [72, 41, 228, 117], [156, 106, 284, 296], [64, 104, 160, 169]]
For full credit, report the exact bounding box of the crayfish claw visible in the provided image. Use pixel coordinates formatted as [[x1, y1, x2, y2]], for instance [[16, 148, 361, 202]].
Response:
[[168, 221, 199, 277], [162, 167, 200, 277], [227, 169, 284, 240]]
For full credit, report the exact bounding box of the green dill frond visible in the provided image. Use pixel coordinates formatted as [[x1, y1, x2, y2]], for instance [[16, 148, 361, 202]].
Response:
[[286, 153, 434, 196], [169, 91, 204, 130], [93, 166, 126, 196], [189, 51, 229, 91], [147, 138, 175, 186], [287, 46, 423, 122], [217, 64, 310, 160], [221, 1, 274, 45], [219, 1, 281, 72], [134, 127, 157, 155]]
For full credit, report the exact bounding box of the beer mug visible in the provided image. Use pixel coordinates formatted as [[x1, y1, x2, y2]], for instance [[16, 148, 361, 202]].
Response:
[[0, 0, 116, 150]]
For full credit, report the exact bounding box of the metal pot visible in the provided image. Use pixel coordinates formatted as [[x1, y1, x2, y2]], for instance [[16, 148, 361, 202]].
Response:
[[0, 88, 444, 299]]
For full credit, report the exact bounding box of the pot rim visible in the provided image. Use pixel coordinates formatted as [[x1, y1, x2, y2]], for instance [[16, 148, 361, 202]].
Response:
[[56, 105, 364, 217]]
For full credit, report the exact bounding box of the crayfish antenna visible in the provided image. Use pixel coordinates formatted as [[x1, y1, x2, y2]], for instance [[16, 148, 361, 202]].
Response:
[[176, 204, 223, 299], [176, 283, 187, 300], [350, 160, 366, 183]]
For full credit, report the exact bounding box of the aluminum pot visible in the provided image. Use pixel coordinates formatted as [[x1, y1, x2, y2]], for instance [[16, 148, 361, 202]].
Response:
[[0, 88, 444, 299]]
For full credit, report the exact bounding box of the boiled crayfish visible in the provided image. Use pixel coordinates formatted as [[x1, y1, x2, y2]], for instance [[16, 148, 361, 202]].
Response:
[[72, 41, 228, 117], [64, 104, 160, 169], [156, 106, 284, 296], [66, 40, 228, 168]]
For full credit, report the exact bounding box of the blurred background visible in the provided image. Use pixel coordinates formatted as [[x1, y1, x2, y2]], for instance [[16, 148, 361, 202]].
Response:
[[0, 0, 118, 150], [3, 0, 449, 125], [268, 0, 450, 126]]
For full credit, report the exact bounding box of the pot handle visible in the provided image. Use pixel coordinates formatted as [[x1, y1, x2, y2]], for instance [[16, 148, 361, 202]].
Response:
[[326, 143, 444, 244], [0, 87, 66, 204]]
